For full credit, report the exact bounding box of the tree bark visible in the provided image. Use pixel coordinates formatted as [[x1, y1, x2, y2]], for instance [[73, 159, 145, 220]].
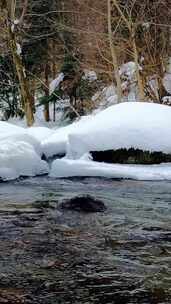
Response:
[[3, 0, 34, 126], [132, 30, 145, 101], [107, 0, 122, 103], [44, 63, 50, 122], [112, 0, 145, 101], [8, 26, 34, 126]]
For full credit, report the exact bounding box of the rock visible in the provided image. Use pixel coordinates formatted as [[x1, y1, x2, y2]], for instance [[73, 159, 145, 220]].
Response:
[[91, 148, 171, 164], [60, 195, 107, 213]]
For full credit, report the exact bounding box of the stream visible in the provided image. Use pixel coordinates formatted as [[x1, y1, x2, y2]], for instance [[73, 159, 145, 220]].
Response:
[[0, 177, 170, 303]]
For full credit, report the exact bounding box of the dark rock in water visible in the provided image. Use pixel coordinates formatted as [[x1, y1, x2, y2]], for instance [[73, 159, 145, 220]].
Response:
[[61, 195, 107, 213], [91, 148, 171, 164]]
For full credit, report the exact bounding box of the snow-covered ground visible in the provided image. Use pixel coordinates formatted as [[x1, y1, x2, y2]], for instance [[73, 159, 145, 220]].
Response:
[[1, 102, 171, 181]]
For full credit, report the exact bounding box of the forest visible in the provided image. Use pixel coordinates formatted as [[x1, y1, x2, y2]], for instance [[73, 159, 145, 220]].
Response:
[[0, 0, 171, 126]]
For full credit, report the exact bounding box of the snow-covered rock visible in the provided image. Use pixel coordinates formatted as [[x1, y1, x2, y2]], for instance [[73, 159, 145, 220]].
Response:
[[42, 115, 94, 158], [0, 139, 48, 181], [50, 158, 171, 181], [49, 73, 64, 95], [67, 102, 171, 158], [44, 102, 171, 159], [0, 121, 25, 139], [0, 121, 42, 155], [163, 73, 171, 94], [119, 61, 139, 80], [0, 121, 49, 181], [27, 126, 55, 142], [82, 70, 97, 82]]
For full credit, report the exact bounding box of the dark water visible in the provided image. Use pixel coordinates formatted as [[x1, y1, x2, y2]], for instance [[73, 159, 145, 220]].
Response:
[[0, 177, 170, 303]]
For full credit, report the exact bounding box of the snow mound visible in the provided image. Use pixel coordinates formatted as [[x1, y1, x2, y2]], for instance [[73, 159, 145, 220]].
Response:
[[0, 139, 48, 181], [44, 102, 171, 159], [0, 121, 42, 155], [27, 126, 55, 142], [67, 102, 171, 158], [0, 121, 49, 181], [0, 121, 25, 139], [42, 115, 94, 158], [50, 158, 171, 181]]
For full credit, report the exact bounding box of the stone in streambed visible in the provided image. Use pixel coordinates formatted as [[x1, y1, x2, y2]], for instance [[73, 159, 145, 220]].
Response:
[[61, 195, 106, 213]]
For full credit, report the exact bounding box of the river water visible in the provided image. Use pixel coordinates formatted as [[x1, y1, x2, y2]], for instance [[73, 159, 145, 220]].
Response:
[[0, 177, 170, 303]]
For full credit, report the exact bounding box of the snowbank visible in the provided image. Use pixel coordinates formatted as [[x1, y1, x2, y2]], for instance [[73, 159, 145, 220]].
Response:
[[43, 102, 171, 159], [50, 158, 171, 181]]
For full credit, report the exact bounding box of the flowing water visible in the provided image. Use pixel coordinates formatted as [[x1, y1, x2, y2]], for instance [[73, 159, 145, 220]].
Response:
[[0, 177, 170, 303]]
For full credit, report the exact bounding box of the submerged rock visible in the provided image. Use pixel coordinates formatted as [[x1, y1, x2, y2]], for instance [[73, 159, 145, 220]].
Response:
[[61, 195, 107, 213]]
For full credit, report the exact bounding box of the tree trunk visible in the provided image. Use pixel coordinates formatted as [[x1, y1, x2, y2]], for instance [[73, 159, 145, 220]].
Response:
[[3, 1, 34, 126], [9, 29, 34, 126], [44, 63, 50, 122], [107, 0, 122, 103], [132, 31, 145, 101]]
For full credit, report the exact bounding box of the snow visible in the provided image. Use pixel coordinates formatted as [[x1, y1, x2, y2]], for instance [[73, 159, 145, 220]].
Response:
[[0, 121, 49, 181], [0, 121, 25, 139], [142, 22, 150, 30], [82, 70, 97, 82], [0, 139, 48, 181], [163, 73, 171, 94], [0, 122, 43, 156], [119, 61, 138, 79], [50, 158, 171, 181], [49, 73, 64, 95], [2, 102, 171, 181], [44, 102, 171, 159], [27, 127, 55, 142], [162, 96, 171, 105], [16, 43, 22, 56], [42, 115, 94, 158]]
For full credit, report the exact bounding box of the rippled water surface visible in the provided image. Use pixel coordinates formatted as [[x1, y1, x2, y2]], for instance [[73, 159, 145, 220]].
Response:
[[0, 177, 170, 303]]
